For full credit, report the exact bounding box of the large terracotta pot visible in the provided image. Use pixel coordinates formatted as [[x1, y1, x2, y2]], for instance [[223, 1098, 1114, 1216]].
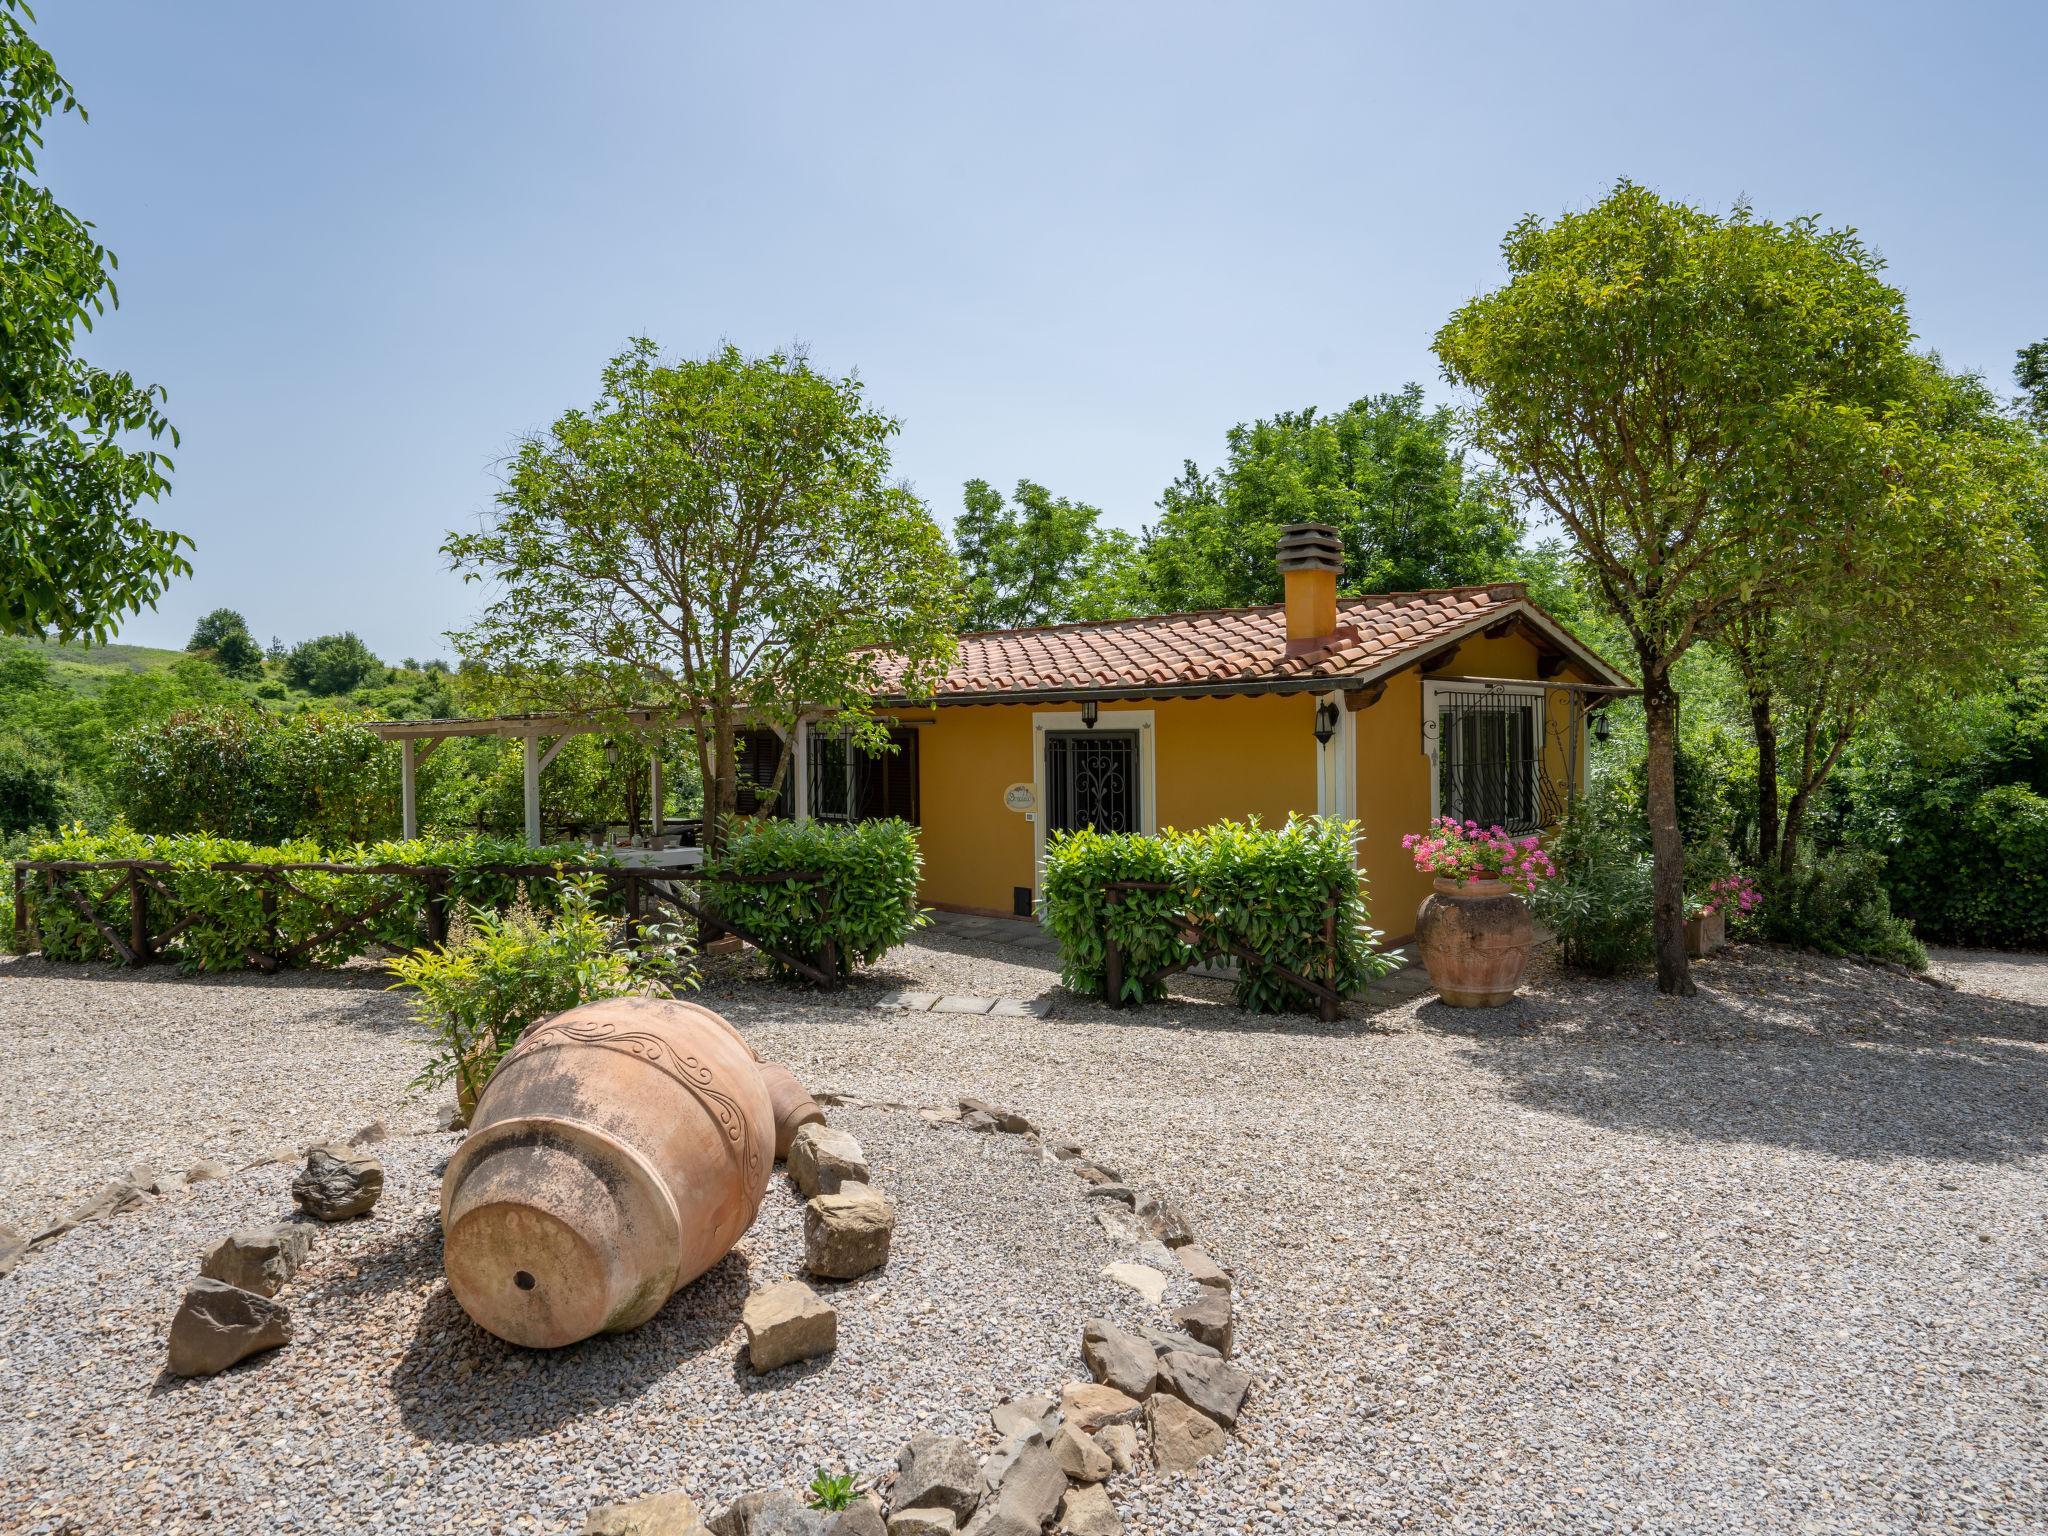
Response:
[[757, 1061, 825, 1161], [1414, 877, 1534, 1007], [440, 997, 773, 1348]]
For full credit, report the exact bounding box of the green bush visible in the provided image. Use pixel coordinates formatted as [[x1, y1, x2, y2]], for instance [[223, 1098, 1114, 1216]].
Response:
[[1040, 816, 1399, 1012], [1528, 803, 1655, 975], [389, 876, 677, 1106], [0, 728, 75, 836], [1862, 782, 2048, 949], [704, 816, 924, 980], [14, 824, 605, 971], [282, 631, 382, 695], [1760, 848, 1927, 970], [111, 707, 397, 844]]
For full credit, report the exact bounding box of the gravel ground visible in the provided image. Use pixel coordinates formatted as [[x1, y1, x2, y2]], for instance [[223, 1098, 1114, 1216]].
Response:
[[0, 957, 436, 1237], [5, 934, 2046, 1535], [2, 1104, 1184, 1535]]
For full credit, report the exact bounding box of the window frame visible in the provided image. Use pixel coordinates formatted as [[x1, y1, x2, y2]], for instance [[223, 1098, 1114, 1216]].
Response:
[[1421, 680, 1545, 835]]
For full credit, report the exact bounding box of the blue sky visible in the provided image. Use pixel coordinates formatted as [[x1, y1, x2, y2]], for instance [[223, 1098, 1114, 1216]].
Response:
[[37, 0, 2047, 661]]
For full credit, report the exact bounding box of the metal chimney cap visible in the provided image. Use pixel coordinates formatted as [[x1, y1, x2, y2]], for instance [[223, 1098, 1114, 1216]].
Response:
[[1276, 522, 1343, 574]]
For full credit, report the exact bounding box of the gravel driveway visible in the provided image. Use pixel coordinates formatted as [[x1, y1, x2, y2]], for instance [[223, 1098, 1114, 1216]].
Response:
[[4, 933, 2045, 1535]]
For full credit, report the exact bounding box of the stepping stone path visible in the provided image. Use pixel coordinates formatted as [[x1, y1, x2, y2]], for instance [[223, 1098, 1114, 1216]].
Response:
[[874, 992, 1052, 1019]]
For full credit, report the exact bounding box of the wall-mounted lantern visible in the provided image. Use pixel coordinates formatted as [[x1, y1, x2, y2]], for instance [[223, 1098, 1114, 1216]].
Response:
[[1314, 699, 1340, 746], [1591, 709, 1611, 745], [602, 737, 620, 765], [1080, 700, 1099, 730]]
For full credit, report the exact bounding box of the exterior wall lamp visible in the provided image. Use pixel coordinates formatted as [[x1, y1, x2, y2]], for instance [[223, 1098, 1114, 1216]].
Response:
[[602, 737, 620, 765], [1080, 700, 1099, 729], [1314, 699, 1339, 746], [1591, 709, 1611, 745]]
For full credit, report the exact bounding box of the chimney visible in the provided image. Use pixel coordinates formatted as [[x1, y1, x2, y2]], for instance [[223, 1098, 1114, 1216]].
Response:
[[1277, 522, 1342, 648]]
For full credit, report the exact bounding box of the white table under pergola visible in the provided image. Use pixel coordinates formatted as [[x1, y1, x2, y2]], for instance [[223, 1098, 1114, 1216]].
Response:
[[363, 710, 674, 847]]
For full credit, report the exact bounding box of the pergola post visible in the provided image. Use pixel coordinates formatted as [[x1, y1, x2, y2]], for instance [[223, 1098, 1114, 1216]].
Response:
[[400, 739, 418, 840], [649, 753, 664, 839], [523, 734, 541, 848]]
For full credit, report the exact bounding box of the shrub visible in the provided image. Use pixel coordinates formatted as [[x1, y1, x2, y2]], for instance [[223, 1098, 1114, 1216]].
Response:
[[14, 824, 605, 971], [1759, 848, 1927, 970], [282, 631, 382, 695], [0, 728, 73, 836], [389, 876, 675, 1107], [111, 707, 397, 844], [1040, 816, 1400, 1012], [1868, 783, 2048, 948], [1531, 798, 1654, 978], [704, 816, 924, 980]]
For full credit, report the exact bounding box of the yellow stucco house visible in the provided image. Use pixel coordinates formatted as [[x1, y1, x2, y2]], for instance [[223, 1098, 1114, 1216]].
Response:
[[770, 524, 1631, 940]]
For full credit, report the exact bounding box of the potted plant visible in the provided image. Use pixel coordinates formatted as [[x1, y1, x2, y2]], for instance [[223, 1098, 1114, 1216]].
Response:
[[1403, 818, 1555, 1006], [1685, 873, 1758, 957]]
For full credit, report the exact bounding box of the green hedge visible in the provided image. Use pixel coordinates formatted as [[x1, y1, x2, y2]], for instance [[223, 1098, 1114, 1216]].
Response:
[[12, 824, 604, 971], [703, 817, 924, 980], [1040, 816, 1399, 1012], [1759, 848, 1929, 970]]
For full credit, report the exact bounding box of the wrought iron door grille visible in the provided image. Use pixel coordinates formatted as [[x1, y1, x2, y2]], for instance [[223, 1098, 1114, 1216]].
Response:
[[1045, 731, 1139, 835], [1437, 690, 1539, 833]]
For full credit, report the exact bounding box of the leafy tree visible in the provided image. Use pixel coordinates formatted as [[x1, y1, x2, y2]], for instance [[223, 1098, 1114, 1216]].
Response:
[[445, 339, 960, 851], [1, 1, 189, 642], [1722, 360, 2046, 871], [1131, 385, 1523, 612], [282, 631, 381, 696], [955, 477, 1138, 630], [1436, 182, 1921, 994], [185, 606, 263, 679], [2018, 338, 2048, 431]]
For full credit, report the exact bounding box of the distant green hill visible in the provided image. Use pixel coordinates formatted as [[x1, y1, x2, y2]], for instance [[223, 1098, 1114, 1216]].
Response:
[[16, 637, 191, 691]]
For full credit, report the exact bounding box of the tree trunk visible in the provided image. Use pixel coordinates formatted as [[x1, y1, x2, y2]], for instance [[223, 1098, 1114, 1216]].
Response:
[[1643, 677, 1695, 996], [1779, 788, 1810, 875], [705, 710, 739, 859], [1749, 689, 1780, 867]]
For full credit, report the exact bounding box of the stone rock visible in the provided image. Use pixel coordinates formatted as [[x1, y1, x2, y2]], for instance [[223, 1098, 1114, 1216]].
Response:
[[149, 1170, 189, 1195], [1171, 1245, 1232, 1292], [1092, 1206, 1144, 1245], [977, 1442, 1064, 1533], [1095, 1425, 1139, 1475], [825, 1502, 886, 1536], [743, 1279, 837, 1372], [1059, 1381, 1142, 1434], [893, 1432, 981, 1520], [1157, 1351, 1251, 1428], [1050, 1423, 1111, 1484], [957, 1096, 997, 1118], [1099, 1262, 1168, 1304], [1133, 1192, 1192, 1248], [1041, 1133, 1085, 1161], [1135, 1324, 1218, 1361], [184, 1158, 231, 1185], [992, 1108, 1035, 1135], [0, 1224, 26, 1280], [1080, 1319, 1158, 1399], [1171, 1291, 1233, 1357], [886, 1511, 958, 1536], [788, 1124, 869, 1198], [959, 1110, 998, 1134], [349, 1119, 388, 1146], [199, 1225, 312, 1298], [1068, 1162, 1116, 1186], [711, 1492, 826, 1536], [437, 1101, 468, 1132], [46, 1174, 151, 1238], [583, 1490, 710, 1535], [290, 1144, 383, 1221], [987, 1394, 1057, 1443], [804, 1186, 894, 1280], [1081, 1184, 1136, 1207], [959, 1511, 1033, 1536], [1145, 1394, 1225, 1472], [166, 1278, 292, 1376], [1056, 1484, 1120, 1536]]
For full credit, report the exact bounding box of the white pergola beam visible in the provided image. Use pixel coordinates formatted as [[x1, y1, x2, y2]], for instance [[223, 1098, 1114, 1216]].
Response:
[[523, 735, 542, 847]]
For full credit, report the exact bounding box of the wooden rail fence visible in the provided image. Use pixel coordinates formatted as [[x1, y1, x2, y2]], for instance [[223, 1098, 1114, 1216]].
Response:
[[9, 858, 844, 989], [1099, 878, 1351, 1022]]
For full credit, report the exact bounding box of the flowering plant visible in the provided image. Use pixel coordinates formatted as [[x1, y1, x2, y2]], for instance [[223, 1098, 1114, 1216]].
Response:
[[1688, 873, 1760, 922], [1401, 817, 1555, 894]]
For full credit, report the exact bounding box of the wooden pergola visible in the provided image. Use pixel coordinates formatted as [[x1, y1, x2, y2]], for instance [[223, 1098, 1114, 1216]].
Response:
[[363, 710, 672, 846]]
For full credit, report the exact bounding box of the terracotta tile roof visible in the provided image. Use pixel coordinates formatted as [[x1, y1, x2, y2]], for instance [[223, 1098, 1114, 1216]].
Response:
[[872, 584, 1610, 701]]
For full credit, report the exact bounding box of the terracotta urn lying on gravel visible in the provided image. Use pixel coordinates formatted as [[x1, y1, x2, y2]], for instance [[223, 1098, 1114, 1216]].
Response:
[[440, 997, 774, 1348], [756, 1061, 825, 1161], [1414, 877, 1534, 1007]]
